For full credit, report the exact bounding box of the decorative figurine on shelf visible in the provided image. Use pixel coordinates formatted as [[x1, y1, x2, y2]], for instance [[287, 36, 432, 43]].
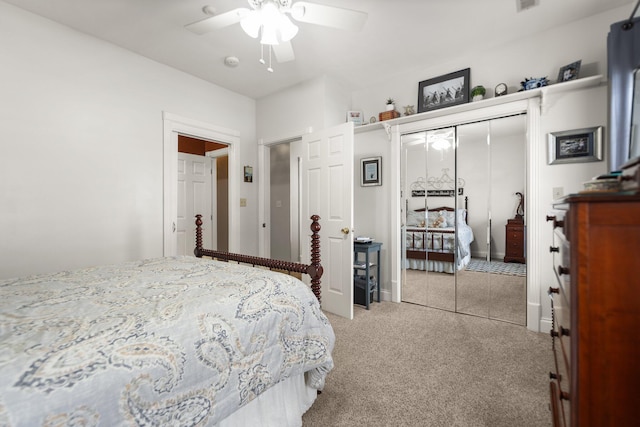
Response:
[[403, 105, 415, 116], [515, 192, 525, 220], [519, 77, 549, 91], [385, 98, 395, 111]]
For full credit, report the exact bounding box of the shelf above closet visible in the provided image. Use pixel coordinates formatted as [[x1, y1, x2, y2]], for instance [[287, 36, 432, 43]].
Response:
[[355, 75, 604, 136]]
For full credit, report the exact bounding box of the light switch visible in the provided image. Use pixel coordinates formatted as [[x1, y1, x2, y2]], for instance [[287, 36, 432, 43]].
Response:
[[552, 187, 564, 200], [240, 198, 247, 207]]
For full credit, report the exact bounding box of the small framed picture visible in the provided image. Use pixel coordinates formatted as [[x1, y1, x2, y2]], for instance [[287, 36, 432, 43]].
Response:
[[557, 60, 581, 83], [360, 156, 382, 186], [347, 110, 363, 126], [547, 126, 603, 165], [244, 165, 253, 182], [418, 68, 470, 113]]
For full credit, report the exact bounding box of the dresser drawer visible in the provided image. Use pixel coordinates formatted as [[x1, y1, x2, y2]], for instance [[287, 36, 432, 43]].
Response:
[[505, 239, 524, 256]]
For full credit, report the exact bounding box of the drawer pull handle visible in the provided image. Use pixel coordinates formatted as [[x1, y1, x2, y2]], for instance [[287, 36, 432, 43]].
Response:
[[549, 246, 559, 253], [545, 215, 565, 229], [548, 287, 560, 295], [560, 391, 570, 401], [560, 327, 570, 337], [549, 372, 558, 380], [558, 266, 570, 276]]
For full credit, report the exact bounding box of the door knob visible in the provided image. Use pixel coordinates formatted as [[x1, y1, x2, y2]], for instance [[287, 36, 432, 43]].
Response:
[[341, 227, 350, 235]]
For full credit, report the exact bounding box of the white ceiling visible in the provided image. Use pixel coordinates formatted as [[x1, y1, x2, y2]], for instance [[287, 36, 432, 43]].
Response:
[[5, 0, 636, 99]]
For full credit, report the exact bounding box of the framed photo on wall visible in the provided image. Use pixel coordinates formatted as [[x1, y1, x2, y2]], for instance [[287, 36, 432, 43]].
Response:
[[361, 156, 382, 186], [244, 165, 253, 182], [547, 126, 603, 165], [418, 68, 470, 113]]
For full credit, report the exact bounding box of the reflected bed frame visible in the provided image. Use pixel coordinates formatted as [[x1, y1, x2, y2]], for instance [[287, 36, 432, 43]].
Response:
[[406, 197, 468, 265]]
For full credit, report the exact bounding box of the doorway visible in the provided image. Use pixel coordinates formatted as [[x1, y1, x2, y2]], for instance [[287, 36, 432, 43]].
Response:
[[400, 114, 527, 325], [261, 138, 303, 263], [162, 112, 240, 257], [177, 135, 229, 256]]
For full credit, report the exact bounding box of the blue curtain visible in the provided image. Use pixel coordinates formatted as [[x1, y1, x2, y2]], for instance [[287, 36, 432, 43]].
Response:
[[608, 16, 640, 171]]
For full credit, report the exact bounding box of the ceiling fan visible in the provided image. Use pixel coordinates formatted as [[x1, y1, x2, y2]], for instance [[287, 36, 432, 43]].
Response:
[[185, 0, 368, 65]]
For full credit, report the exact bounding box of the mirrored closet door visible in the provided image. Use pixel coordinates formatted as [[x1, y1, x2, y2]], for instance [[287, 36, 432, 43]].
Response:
[[401, 114, 527, 325]]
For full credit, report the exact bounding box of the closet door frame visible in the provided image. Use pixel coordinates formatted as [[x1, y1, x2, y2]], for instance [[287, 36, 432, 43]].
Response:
[[390, 98, 543, 331]]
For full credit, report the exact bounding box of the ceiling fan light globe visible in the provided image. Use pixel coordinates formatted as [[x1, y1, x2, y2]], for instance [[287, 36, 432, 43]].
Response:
[[240, 11, 261, 38], [260, 24, 280, 45], [278, 16, 298, 41]]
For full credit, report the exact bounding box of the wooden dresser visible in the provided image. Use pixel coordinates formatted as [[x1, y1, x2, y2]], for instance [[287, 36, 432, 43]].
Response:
[[546, 192, 640, 427], [504, 217, 525, 263]]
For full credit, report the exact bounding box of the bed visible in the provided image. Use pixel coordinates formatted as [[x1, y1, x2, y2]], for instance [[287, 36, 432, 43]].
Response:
[[0, 215, 333, 426], [404, 202, 474, 273]]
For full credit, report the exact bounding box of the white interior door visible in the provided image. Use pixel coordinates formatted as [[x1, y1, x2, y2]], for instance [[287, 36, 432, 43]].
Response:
[[300, 122, 354, 319], [177, 152, 212, 255]]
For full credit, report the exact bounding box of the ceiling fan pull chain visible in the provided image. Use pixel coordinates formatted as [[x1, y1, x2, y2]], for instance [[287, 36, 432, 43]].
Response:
[[259, 43, 266, 65], [267, 45, 274, 72]]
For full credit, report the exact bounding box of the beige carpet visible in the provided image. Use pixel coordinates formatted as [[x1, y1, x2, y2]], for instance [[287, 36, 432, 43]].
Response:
[[403, 268, 526, 325], [302, 302, 552, 427]]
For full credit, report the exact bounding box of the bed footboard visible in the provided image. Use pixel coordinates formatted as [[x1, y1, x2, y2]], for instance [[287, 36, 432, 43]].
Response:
[[194, 215, 324, 303]]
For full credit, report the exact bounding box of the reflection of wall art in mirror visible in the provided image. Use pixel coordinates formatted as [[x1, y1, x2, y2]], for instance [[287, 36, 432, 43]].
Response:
[[361, 156, 382, 186], [418, 68, 470, 113], [557, 60, 581, 83], [244, 165, 253, 182], [547, 126, 603, 165]]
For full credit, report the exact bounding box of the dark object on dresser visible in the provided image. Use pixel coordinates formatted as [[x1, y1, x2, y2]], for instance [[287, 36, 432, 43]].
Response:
[[619, 155, 640, 191], [504, 218, 525, 263], [547, 193, 640, 426]]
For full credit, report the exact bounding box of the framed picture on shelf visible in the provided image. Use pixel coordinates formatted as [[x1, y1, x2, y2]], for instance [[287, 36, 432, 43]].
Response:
[[418, 68, 470, 113], [346, 110, 363, 125], [360, 156, 382, 186], [557, 60, 581, 83], [547, 126, 603, 165]]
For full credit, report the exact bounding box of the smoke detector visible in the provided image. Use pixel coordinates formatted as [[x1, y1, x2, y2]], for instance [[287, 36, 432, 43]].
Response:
[[224, 56, 240, 67], [516, 0, 539, 12]]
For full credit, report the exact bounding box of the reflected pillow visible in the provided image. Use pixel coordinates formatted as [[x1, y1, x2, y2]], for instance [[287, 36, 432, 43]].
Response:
[[406, 210, 425, 226]]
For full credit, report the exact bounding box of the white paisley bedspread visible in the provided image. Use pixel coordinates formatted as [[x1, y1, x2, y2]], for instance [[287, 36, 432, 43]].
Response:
[[0, 257, 335, 426]]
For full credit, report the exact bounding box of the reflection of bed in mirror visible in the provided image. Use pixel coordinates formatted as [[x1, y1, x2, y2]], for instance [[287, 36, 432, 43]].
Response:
[[404, 197, 474, 273]]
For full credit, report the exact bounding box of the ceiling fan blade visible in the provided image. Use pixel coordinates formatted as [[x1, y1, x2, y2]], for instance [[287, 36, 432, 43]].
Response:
[[185, 8, 250, 35], [290, 2, 367, 31], [272, 41, 295, 63]]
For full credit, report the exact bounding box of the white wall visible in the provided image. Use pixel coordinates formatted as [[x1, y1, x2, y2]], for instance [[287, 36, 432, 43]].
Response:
[[350, 5, 630, 121], [256, 75, 350, 142], [537, 84, 608, 325], [0, 2, 256, 279], [354, 128, 391, 299]]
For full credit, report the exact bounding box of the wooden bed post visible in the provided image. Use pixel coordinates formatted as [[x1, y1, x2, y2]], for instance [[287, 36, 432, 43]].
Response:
[[193, 214, 324, 304], [309, 215, 323, 303]]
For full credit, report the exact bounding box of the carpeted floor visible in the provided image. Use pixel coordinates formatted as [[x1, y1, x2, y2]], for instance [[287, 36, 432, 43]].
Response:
[[302, 302, 552, 427]]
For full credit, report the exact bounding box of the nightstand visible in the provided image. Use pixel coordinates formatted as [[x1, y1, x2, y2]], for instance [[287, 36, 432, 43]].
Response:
[[504, 218, 525, 263], [353, 242, 381, 309]]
